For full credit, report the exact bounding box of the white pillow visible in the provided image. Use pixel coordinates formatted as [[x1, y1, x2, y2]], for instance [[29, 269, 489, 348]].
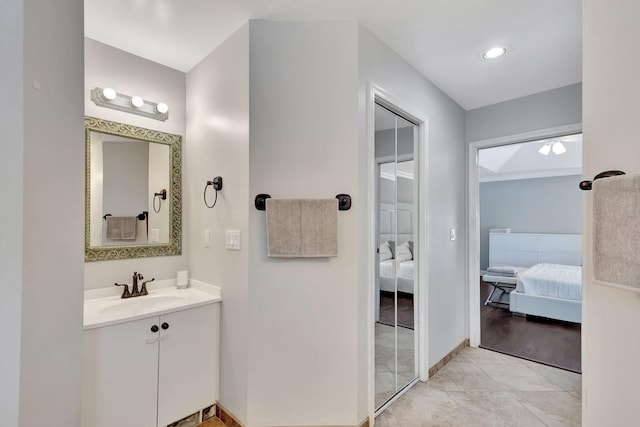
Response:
[[379, 240, 392, 261], [396, 241, 413, 262]]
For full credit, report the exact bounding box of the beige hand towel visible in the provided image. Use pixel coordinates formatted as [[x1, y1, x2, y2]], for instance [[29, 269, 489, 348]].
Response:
[[266, 199, 338, 257], [106, 216, 137, 240], [593, 173, 640, 291]]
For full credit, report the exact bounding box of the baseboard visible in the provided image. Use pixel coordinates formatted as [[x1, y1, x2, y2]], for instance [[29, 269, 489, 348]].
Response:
[[215, 404, 369, 427], [428, 339, 469, 378]]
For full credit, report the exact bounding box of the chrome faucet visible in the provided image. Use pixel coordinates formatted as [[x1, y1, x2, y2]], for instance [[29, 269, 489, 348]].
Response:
[[114, 272, 155, 299]]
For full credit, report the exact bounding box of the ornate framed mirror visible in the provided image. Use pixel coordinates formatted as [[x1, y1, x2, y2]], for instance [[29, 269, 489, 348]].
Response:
[[85, 117, 182, 261]]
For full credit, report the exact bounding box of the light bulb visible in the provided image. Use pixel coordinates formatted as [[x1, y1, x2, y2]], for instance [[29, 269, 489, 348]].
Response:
[[538, 143, 551, 155], [102, 87, 117, 100], [552, 141, 567, 155], [156, 102, 169, 114], [483, 47, 507, 60], [131, 96, 144, 108]]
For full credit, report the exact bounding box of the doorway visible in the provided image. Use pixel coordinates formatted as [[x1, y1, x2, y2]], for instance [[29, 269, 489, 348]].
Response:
[[468, 125, 583, 372]]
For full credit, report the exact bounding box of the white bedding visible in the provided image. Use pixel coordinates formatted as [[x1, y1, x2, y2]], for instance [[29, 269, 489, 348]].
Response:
[[380, 260, 414, 280], [516, 263, 582, 301]]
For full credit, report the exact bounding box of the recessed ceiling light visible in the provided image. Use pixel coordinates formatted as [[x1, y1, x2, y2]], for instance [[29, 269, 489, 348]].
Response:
[[483, 46, 507, 60]]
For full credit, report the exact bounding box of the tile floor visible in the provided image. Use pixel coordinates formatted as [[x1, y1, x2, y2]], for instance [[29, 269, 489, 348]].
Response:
[[376, 323, 418, 407], [376, 347, 581, 426]]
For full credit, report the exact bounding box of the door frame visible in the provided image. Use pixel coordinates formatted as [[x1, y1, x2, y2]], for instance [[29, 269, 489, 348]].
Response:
[[367, 83, 429, 420], [466, 123, 582, 347]]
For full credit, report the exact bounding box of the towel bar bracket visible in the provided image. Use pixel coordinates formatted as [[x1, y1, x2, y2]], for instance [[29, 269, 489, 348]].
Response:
[[579, 170, 626, 191], [254, 194, 351, 211]]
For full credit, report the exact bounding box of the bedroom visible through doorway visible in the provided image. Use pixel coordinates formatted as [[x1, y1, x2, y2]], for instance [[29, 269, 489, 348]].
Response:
[[477, 133, 582, 373]]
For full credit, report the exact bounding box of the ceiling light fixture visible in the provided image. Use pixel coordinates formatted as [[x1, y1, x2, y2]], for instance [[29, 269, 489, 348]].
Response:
[[538, 141, 567, 156], [90, 87, 169, 121], [483, 46, 507, 60]]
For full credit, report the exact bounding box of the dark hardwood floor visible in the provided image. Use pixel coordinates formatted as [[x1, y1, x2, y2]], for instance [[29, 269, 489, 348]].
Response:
[[480, 278, 581, 373], [379, 291, 414, 329]]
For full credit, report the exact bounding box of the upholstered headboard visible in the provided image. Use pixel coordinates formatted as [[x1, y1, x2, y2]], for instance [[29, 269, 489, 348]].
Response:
[[489, 231, 582, 267], [380, 202, 413, 251]]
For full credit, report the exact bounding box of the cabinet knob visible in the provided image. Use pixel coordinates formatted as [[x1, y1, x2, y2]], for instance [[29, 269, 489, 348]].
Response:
[[150, 325, 159, 333], [161, 322, 169, 330]]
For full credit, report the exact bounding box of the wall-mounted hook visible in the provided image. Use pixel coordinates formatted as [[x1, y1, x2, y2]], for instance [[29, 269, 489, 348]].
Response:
[[204, 176, 223, 208], [153, 189, 167, 213]]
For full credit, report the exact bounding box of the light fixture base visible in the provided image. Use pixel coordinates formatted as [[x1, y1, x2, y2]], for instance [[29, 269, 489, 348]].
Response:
[[91, 87, 168, 121]]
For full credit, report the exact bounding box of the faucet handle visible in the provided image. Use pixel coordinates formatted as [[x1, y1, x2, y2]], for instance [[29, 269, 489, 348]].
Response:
[[114, 283, 131, 298], [140, 278, 155, 296]]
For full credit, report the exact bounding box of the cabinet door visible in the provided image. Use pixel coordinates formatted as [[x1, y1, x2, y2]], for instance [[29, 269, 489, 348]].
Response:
[[82, 317, 160, 427], [157, 304, 219, 427]]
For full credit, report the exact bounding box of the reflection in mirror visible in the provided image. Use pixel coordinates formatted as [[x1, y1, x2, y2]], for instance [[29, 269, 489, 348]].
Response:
[[85, 117, 181, 261], [374, 103, 418, 410]]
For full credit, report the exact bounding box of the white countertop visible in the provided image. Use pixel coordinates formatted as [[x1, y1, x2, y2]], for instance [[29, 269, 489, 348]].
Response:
[[84, 279, 222, 330]]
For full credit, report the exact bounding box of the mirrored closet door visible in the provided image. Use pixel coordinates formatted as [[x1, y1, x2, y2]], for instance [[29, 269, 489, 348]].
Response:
[[374, 102, 418, 410]]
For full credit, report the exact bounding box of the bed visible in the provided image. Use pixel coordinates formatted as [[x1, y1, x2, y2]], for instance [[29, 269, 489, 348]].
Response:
[[485, 232, 582, 323], [380, 259, 414, 294]]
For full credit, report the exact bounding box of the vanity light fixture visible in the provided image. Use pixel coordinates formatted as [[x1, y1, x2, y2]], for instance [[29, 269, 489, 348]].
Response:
[[483, 46, 507, 60], [156, 102, 169, 114], [90, 87, 169, 121], [102, 87, 117, 100], [131, 96, 144, 108]]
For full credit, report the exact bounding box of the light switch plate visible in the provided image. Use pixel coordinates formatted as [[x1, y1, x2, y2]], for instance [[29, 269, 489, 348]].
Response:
[[150, 228, 159, 243], [204, 229, 210, 248], [226, 230, 240, 250], [450, 228, 456, 241]]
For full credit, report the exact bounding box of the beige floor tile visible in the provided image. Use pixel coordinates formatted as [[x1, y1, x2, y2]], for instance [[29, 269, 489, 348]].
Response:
[[525, 362, 582, 392], [477, 362, 560, 391], [376, 347, 583, 427], [512, 391, 582, 426]]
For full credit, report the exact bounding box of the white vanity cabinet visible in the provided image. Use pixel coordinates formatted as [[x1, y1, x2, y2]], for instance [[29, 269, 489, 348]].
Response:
[[82, 302, 219, 427]]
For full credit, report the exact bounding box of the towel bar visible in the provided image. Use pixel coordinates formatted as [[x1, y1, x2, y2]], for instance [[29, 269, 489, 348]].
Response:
[[579, 170, 625, 191], [254, 194, 351, 211], [102, 212, 148, 220]]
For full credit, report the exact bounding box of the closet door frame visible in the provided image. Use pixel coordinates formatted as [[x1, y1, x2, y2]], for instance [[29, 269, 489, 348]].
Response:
[[367, 83, 430, 419]]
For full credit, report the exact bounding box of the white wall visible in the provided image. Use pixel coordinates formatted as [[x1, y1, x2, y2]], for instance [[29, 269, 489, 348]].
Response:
[[0, 0, 23, 423], [148, 143, 170, 243], [248, 21, 360, 426], [84, 38, 187, 289], [186, 25, 250, 424], [19, 0, 85, 425], [359, 27, 467, 376], [479, 175, 582, 270], [583, 0, 640, 424], [466, 83, 582, 143]]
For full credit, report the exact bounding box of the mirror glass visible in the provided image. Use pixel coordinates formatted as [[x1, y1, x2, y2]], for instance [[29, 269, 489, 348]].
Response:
[[374, 103, 418, 409], [85, 117, 182, 261]]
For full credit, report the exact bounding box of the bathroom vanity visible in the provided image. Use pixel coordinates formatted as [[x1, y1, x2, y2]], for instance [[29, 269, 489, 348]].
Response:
[[81, 280, 221, 427]]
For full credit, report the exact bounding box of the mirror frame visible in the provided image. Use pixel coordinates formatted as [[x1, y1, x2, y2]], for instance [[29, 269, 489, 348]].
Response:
[[85, 116, 182, 261]]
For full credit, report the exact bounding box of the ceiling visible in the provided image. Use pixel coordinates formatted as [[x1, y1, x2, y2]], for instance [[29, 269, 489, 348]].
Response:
[[479, 134, 582, 182], [85, 0, 582, 110]]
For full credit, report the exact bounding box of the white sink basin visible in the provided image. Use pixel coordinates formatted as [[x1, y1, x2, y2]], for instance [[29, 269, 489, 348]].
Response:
[[84, 280, 222, 330], [98, 294, 189, 316]]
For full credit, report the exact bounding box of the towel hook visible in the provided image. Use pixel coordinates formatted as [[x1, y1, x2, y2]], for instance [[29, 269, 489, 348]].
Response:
[[153, 189, 167, 213], [579, 170, 626, 191], [204, 176, 223, 208]]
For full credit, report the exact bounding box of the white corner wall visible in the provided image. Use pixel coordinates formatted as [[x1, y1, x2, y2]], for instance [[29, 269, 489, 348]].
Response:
[[248, 21, 360, 426], [84, 38, 187, 289], [186, 24, 250, 425], [0, 0, 23, 423], [583, 0, 640, 424], [358, 27, 467, 372], [19, 0, 85, 425]]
